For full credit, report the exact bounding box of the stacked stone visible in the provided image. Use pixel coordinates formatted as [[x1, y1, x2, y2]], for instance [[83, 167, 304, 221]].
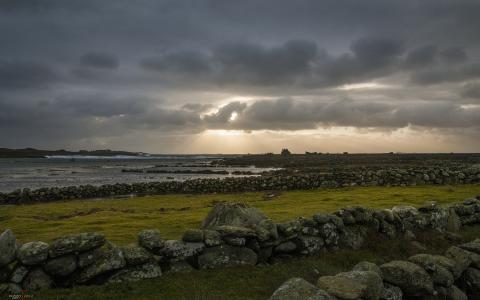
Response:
[[1, 196, 480, 294], [1, 167, 479, 205], [270, 238, 480, 299]]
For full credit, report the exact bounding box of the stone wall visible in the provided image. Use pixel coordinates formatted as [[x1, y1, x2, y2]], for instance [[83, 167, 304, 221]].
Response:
[[1, 195, 480, 298], [269, 239, 480, 300], [1, 166, 479, 205]]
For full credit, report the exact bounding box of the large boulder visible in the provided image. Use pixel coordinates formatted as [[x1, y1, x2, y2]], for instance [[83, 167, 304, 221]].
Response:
[[138, 229, 165, 253], [0, 229, 17, 267], [198, 245, 257, 269], [18, 241, 49, 265], [202, 202, 277, 240], [269, 277, 334, 300], [317, 275, 367, 299], [108, 262, 161, 283], [75, 244, 126, 283], [22, 268, 53, 290], [49, 232, 105, 257], [380, 260, 435, 296], [10, 265, 29, 284], [44, 254, 77, 277], [339, 225, 368, 250]]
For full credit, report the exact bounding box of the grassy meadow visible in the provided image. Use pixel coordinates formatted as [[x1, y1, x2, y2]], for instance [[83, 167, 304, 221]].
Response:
[[1, 184, 479, 244]]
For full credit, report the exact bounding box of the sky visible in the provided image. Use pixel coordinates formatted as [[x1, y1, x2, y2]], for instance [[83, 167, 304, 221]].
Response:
[[1, 0, 480, 154]]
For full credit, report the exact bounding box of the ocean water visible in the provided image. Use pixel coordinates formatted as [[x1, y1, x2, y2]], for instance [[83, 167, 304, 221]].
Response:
[[0, 156, 272, 193]]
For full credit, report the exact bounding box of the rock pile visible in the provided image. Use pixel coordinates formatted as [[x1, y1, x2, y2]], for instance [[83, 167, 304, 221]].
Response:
[[270, 238, 480, 299], [1, 195, 480, 296], [1, 166, 479, 205]]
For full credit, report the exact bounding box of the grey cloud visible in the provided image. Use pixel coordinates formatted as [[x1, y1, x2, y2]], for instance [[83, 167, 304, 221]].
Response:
[[411, 63, 480, 85], [214, 40, 318, 86], [440, 47, 468, 64], [461, 82, 480, 100], [181, 103, 213, 113], [404, 45, 438, 69], [80, 52, 119, 69], [0, 60, 58, 89], [203, 98, 480, 130], [141, 51, 212, 74]]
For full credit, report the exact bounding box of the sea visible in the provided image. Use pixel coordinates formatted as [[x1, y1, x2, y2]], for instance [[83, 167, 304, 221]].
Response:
[[0, 155, 273, 193]]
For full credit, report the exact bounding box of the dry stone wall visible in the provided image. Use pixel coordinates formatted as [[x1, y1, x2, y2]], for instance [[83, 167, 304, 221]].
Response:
[[1, 195, 480, 298], [1, 166, 479, 205]]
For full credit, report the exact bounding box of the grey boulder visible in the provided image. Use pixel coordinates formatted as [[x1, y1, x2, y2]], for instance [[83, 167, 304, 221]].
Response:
[[44, 254, 77, 277], [75, 244, 126, 283], [380, 260, 434, 296], [0, 230, 17, 267], [22, 268, 53, 290], [138, 229, 165, 252], [317, 275, 367, 300], [161, 240, 205, 258], [120, 246, 152, 266], [49, 232, 105, 257], [18, 241, 49, 265]]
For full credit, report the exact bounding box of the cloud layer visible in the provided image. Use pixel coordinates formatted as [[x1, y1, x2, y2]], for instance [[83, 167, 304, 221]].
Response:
[[1, 0, 479, 152]]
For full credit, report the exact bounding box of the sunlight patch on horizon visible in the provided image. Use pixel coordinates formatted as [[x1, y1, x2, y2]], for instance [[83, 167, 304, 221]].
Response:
[[337, 82, 392, 91]]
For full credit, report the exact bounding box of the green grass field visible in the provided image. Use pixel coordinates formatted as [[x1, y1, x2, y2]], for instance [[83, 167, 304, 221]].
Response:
[[1, 185, 479, 244]]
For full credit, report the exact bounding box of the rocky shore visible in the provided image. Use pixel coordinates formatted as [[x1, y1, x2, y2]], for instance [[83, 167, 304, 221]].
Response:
[[1, 166, 479, 205], [1, 195, 480, 298]]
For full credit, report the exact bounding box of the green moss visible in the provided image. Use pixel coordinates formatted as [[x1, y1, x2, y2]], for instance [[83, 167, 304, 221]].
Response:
[[1, 185, 479, 244]]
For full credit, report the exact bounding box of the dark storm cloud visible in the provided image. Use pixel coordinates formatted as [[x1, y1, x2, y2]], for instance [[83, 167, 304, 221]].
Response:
[[0, 60, 58, 89], [1, 0, 480, 149], [80, 52, 119, 69]]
